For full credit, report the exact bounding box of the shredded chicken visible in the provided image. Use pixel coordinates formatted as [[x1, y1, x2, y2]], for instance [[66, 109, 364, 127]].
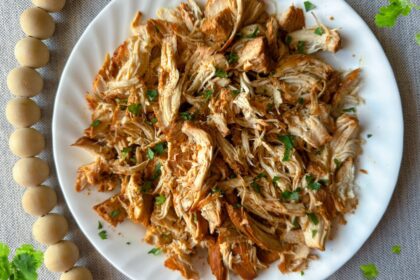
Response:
[[74, 1, 362, 279]]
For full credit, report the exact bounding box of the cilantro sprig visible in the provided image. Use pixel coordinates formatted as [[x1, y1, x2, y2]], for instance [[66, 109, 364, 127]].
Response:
[[278, 135, 294, 162], [360, 263, 379, 279], [375, 0, 420, 45]]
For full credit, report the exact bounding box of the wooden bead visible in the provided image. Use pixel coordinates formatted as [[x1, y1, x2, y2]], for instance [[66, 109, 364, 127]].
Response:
[[15, 37, 49, 68], [32, 0, 66, 13], [44, 241, 79, 273], [9, 128, 45, 157], [7, 67, 43, 97], [5, 98, 41, 128], [33, 214, 68, 245], [20, 7, 55, 40], [13, 157, 49, 187], [22, 186, 56, 216], [60, 267, 93, 280]]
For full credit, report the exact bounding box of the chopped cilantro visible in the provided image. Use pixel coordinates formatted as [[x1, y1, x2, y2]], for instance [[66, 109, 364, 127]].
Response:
[[343, 107, 356, 113], [285, 35, 292, 45], [98, 221, 103, 230], [155, 194, 166, 205], [231, 89, 241, 96], [121, 146, 133, 160], [297, 41, 306, 54], [211, 187, 222, 194], [282, 190, 300, 201], [360, 263, 379, 279], [307, 213, 319, 225], [215, 68, 228, 78], [245, 26, 259, 38], [128, 103, 142, 116], [305, 175, 322, 191], [391, 245, 401, 254], [180, 111, 193, 121], [126, 242, 131, 245], [416, 33, 420, 46], [142, 181, 153, 193], [314, 27, 325, 35], [304, 1, 316, 12], [301, 271, 305, 276], [148, 248, 162, 256], [272, 176, 281, 186], [251, 181, 261, 193], [110, 210, 120, 218], [153, 142, 168, 155], [99, 230, 108, 240], [203, 90, 213, 101], [147, 148, 155, 160], [226, 52, 239, 64], [91, 119, 101, 128], [298, 97, 304, 104], [116, 98, 128, 110], [147, 89, 158, 102], [312, 229, 318, 238], [256, 173, 267, 179], [292, 217, 300, 229], [151, 162, 162, 180], [367, 134, 373, 138], [278, 135, 294, 162]]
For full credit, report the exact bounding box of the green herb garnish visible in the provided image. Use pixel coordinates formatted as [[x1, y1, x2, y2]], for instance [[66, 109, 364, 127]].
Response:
[[153, 142, 167, 156], [148, 248, 162, 256], [367, 134, 373, 138], [128, 103, 142, 116], [343, 107, 356, 113], [215, 69, 228, 78], [307, 213, 319, 225], [245, 26, 259, 38], [301, 271, 305, 276], [98, 221, 103, 230], [151, 162, 162, 180], [298, 97, 304, 104], [297, 41, 306, 54], [256, 173, 267, 179], [91, 119, 101, 128], [292, 217, 300, 229], [110, 210, 120, 218], [282, 190, 300, 201], [304, 1, 316, 12], [231, 89, 241, 96], [391, 245, 401, 254], [311, 229, 318, 238], [142, 181, 153, 193], [305, 175, 322, 191], [272, 176, 280, 186], [147, 148, 155, 160], [285, 35, 292, 45], [180, 112, 193, 121], [155, 194, 166, 205], [147, 89, 158, 102], [278, 135, 294, 162], [211, 187, 222, 194], [334, 158, 342, 169], [116, 98, 128, 110], [226, 52, 239, 64], [99, 230, 108, 240], [203, 90, 213, 101], [121, 146, 133, 160], [360, 263, 379, 279], [314, 27, 325, 35], [126, 242, 131, 245], [251, 181, 261, 193]]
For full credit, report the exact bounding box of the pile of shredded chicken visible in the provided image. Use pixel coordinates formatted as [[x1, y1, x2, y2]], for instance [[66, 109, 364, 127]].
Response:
[[74, 0, 362, 278]]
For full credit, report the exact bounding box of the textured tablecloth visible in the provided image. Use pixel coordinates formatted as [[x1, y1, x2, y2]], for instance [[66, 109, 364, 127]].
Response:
[[0, 0, 419, 279]]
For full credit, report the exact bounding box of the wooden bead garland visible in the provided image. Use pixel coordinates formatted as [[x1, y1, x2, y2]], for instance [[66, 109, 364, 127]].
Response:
[[5, 0, 92, 278]]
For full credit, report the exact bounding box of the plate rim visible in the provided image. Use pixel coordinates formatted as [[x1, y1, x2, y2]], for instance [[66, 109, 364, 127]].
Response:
[[52, 0, 404, 279]]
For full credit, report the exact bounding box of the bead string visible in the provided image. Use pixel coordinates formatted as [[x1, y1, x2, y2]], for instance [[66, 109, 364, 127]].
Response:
[[6, 0, 92, 279]]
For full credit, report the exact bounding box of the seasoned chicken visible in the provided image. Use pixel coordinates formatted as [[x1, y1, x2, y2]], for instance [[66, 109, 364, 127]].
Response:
[[74, 0, 363, 279]]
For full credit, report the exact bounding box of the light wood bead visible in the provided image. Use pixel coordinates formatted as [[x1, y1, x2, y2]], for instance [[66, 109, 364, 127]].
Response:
[[32, 0, 66, 13], [15, 37, 49, 68], [5, 98, 41, 128], [9, 128, 45, 157], [13, 157, 49, 187], [44, 241, 79, 273], [33, 214, 68, 245], [22, 186, 56, 216], [20, 7, 55, 40], [7, 67, 43, 97], [60, 267, 93, 280]]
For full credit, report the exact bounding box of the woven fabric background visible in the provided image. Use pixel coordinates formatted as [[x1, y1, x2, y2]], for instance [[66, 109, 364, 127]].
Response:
[[0, 0, 418, 279]]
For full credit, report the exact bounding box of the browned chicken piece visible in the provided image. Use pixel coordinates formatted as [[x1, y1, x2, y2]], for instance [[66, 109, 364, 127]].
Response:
[[237, 37, 272, 73], [278, 5, 305, 32], [201, 8, 235, 44], [93, 195, 127, 227], [75, 159, 119, 192], [165, 254, 199, 280], [207, 239, 228, 280], [266, 16, 288, 61]]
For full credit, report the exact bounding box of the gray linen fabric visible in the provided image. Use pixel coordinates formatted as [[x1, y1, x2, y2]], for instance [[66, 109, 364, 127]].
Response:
[[0, 0, 418, 279]]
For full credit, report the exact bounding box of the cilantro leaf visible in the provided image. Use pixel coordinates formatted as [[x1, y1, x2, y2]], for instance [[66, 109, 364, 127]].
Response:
[[360, 263, 379, 279], [231, 89, 241, 96], [141, 181, 153, 193], [416, 33, 420, 45], [391, 245, 401, 254], [278, 135, 294, 162], [91, 119, 101, 128], [314, 27, 325, 35], [304, 1, 316, 12], [155, 194, 166, 205], [282, 190, 300, 201], [343, 107, 356, 113], [0, 243, 10, 280], [311, 229, 318, 238], [97, 221, 103, 230], [215, 69, 228, 78], [151, 162, 162, 180], [10, 244, 43, 280], [272, 176, 281, 186], [226, 52, 239, 64], [99, 230, 108, 240], [307, 213, 319, 225], [147, 148, 155, 160], [147, 89, 159, 102], [153, 142, 168, 156], [110, 210, 120, 218], [203, 90, 213, 101], [375, 0, 411, 28], [128, 103, 142, 116], [121, 146, 133, 160], [334, 158, 342, 169], [245, 26, 259, 38], [251, 181, 261, 193], [180, 112, 193, 121], [285, 35, 292, 45], [148, 248, 162, 256], [297, 41, 306, 54], [305, 175, 322, 191]]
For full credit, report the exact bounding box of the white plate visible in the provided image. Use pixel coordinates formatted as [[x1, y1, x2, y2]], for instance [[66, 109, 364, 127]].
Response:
[[52, 0, 403, 279]]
